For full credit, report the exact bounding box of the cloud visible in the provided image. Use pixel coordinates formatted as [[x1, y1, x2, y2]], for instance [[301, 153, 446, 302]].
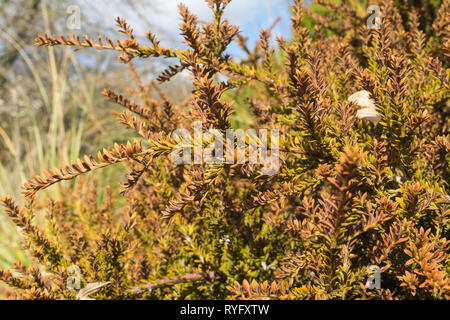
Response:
[[79, 0, 290, 42], [75, 0, 292, 59], [151, 0, 283, 44]]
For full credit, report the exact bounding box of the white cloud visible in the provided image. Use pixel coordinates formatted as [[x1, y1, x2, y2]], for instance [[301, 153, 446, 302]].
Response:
[[78, 0, 290, 43], [150, 0, 280, 44], [73, 0, 292, 59]]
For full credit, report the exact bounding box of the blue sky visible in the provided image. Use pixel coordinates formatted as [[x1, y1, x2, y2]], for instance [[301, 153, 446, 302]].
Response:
[[78, 0, 297, 56]]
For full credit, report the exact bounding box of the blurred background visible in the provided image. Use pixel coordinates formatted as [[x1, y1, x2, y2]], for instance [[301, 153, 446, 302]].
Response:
[[0, 0, 295, 274]]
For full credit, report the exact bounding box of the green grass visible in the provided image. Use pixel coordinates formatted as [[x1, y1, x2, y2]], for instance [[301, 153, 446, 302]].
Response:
[[0, 10, 131, 276]]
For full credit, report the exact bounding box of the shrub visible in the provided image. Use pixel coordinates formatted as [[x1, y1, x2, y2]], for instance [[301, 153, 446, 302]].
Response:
[[0, 0, 449, 299]]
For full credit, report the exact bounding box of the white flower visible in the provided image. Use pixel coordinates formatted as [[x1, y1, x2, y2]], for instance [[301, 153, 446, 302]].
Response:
[[348, 90, 381, 123]]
